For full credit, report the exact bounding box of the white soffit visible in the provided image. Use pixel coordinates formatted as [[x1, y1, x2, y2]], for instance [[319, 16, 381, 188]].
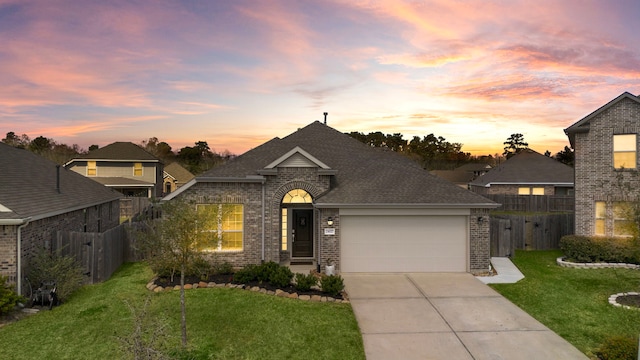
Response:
[[264, 146, 331, 169], [0, 203, 13, 212]]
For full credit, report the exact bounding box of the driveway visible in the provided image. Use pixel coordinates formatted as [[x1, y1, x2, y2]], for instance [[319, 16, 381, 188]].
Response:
[[343, 273, 588, 360]]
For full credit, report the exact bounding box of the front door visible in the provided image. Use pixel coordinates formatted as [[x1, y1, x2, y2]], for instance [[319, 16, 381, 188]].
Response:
[[292, 209, 313, 257]]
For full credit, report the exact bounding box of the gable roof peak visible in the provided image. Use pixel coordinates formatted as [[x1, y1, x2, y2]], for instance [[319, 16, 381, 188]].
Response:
[[564, 92, 640, 147]]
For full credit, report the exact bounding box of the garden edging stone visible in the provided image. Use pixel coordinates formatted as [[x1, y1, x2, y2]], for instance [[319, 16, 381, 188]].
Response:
[[145, 278, 349, 303], [556, 257, 640, 270]]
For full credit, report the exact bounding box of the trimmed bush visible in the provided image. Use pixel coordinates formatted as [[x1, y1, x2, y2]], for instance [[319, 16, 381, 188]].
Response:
[[269, 266, 294, 288], [560, 235, 640, 264], [0, 276, 22, 315], [233, 264, 259, 284], [256, 261, 280, 283], [294, 273, 317, 292], [320, 275, 344, 296], [595, 335, 638, 360]]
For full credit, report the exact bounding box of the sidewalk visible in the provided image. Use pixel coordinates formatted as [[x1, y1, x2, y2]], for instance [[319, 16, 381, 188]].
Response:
[[476, 256, 525, 284]]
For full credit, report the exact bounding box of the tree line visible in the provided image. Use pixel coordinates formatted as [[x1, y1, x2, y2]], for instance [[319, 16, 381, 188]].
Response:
[[347, 131, 574, 169], [1, 132, 234, 175], [2, 129, 574, 175]]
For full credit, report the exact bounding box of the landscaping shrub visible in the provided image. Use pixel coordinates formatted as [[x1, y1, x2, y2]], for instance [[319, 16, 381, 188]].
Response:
[[294, 273, 317, 292], [0, 276, 22, 315], [190, 256, 212, 281], [212, 261, 234, 275], [233, 264, 259, 284], [595, 335, 638, 360], [256, 261, 280, 283], [560, 235, 640, 264], [320, 275, 344, 296], [27, 248, 84, 302], [269, 266, 294, 288]]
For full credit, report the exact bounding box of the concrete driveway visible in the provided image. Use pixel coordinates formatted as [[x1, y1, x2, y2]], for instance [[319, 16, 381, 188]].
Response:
[[343, 273, 587, 360]]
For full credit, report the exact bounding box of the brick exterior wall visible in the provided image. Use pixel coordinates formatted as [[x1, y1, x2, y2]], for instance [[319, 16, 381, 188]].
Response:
[[174, 167, 491, 273], [573, 97, 640, 236], [0, 199, 119, 285], [470, 208, 491, 272]]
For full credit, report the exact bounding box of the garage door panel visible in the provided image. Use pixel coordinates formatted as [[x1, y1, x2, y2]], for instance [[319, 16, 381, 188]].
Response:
[[341, 215, 467, 272]]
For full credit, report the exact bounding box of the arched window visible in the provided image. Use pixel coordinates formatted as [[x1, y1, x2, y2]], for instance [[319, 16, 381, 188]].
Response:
[[282, 189, 312, 204]]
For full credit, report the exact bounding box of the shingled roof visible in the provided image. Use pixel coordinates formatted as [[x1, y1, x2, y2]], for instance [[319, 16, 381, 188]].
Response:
[[164, 162, 195, 185], [0, 143, 121, 224], [69, 142, 160, 162], [173, 122, 495, 207], [469, 149, 573, 187]]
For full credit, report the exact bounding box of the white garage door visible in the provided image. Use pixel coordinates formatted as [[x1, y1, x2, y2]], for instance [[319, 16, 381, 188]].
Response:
[[341, 215, 468, 272]]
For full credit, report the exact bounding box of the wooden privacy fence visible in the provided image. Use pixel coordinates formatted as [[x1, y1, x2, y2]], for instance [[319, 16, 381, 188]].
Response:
[[490, 213, 574, 257], [120, 197, 151, 220], [54, 223, 142, 284], [485, 195, 574, 212]]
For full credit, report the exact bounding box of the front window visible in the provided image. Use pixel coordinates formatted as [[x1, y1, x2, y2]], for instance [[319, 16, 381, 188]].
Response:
[[595, 201, 605, 236], [197, 204, 243, 251], [518, 187, 530, 195], [87, 161, 97, 176], [614, 134, 636, 169], [133, 162, 143, 176]]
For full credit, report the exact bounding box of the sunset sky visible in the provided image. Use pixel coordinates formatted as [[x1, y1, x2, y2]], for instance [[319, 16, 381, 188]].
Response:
[[2, 0, 640, 156]]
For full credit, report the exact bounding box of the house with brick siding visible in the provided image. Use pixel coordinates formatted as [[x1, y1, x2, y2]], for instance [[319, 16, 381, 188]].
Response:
[[164, 121, 498, 273], [65, 142, 164, 198], [565, 92, 640, 237], [0, 143, 121, 295], [468, 149, 574, 196]]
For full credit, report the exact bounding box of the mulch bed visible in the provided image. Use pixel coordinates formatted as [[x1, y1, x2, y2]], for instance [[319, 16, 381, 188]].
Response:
[[153, 273, 345, 300], [615, 294, 640, 308]]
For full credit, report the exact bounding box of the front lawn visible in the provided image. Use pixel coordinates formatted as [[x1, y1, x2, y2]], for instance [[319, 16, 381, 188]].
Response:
[[490, 250, 640, 357], [0, 263, 365, 359]]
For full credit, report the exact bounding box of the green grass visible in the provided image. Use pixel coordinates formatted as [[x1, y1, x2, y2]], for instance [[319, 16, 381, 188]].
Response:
[[0, 263, 365, 359], [490, 250, 640, 357]]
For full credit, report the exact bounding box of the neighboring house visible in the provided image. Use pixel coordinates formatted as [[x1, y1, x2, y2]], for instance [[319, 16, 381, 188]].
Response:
[[468, 149, 574, 196], [565, 91, 640, 237], [164, 121, 498, 273], [0, 143, 121, 294], [163, 162, 195, 195], [431, 163, 492, 188], [65, 142, 163, 198]]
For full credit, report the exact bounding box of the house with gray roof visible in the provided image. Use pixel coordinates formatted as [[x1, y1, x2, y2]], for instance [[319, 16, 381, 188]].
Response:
[[469, 149, 574, 196], [64, 142, 164, 198], [163, 162, 195, 195], [565, 92, 640, 237], [164, 121, 498, 273], [0, 143, 121, 295]]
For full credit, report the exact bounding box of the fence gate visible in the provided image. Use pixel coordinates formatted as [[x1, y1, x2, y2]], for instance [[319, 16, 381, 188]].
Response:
[[489, 213, 574, 257]]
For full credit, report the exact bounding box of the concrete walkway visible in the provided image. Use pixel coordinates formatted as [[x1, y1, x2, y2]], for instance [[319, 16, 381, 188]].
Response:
[[476, 257, 525, 284], [343, 273, 587, 360]]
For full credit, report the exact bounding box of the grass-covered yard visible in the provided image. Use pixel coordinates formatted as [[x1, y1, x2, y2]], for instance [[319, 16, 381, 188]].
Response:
[[0, 262, 365, 359], [490, 250, 640, 358]]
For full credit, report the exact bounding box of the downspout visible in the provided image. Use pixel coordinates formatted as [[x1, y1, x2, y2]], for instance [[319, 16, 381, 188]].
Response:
[[16, 218, 32, 296], [261, 182, 265, 262]]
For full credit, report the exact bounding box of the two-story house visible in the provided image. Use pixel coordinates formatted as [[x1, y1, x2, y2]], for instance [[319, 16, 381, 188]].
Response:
[[65, 142, 164, 198], [565, 92, 640, 237]]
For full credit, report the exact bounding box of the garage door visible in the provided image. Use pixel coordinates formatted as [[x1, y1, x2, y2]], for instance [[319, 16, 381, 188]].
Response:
[[340, 215, 468, 272]]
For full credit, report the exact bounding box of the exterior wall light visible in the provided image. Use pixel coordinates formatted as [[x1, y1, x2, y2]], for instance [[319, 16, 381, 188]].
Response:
[[327, 217, 334, 226]]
